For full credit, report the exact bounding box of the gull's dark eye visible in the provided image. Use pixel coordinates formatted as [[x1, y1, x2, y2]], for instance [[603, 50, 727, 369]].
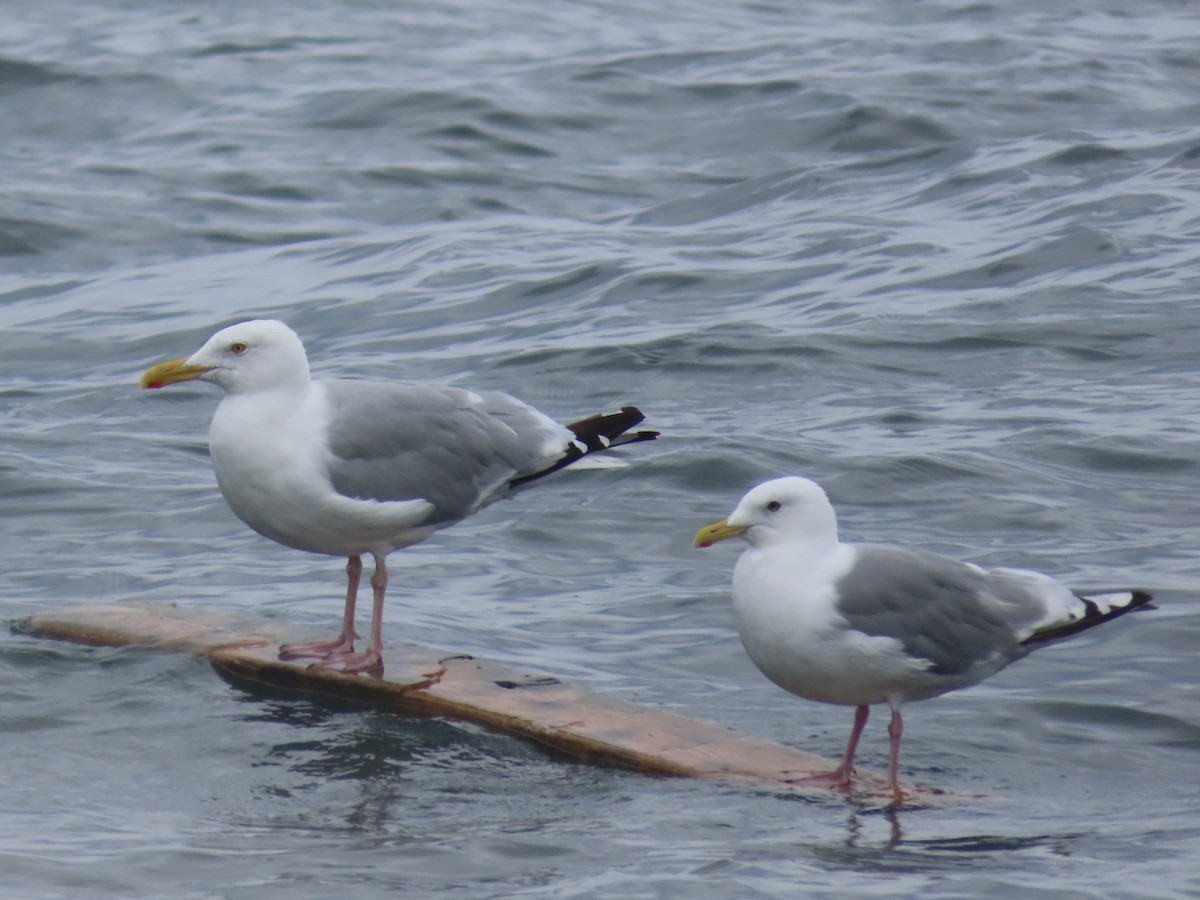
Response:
[[766, 500, 782, 513], [229, 342, 247, 355]]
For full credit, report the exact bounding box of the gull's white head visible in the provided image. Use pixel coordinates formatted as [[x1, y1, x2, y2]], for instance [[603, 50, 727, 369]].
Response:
[[694, 476, 840, 550], [141, 319, 311, 395]]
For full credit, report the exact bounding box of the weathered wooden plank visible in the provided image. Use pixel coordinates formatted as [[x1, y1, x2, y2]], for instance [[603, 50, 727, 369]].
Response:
[[22, 603, 923, 801]]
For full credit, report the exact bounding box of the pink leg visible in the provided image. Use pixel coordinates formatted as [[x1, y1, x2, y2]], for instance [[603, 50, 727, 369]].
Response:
[[363, 553, 387, 665], [797, 704, 869, 791], [279, 556, 362, 660], [833, 704, 871, 787], [311, 552, 387, 676], [887, 704, 905, 801]]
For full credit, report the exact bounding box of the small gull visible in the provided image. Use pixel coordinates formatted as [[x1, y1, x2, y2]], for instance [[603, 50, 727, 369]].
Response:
[[694, 476, 1153, 800], [141, 319, 658, 675]]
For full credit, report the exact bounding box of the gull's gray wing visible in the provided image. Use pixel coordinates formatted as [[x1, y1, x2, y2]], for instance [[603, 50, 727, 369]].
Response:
[[833, 544, 1050, 676], [321, 379, 569, 523]]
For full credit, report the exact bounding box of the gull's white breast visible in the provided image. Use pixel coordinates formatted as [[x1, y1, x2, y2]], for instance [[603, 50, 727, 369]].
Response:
[[208, 382, 436, 557], [732, 543, 941, 707]]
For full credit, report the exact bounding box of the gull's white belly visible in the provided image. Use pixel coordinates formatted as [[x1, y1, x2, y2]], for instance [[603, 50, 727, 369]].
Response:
[[731, 545, 952, 707], [209, 390, 436, 557]]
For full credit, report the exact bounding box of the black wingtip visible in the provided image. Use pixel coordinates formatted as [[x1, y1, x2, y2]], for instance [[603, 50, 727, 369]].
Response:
[[565, 405, 659, 451], [508, 405, 657, 488], [1125, 589, 1157, 612], [1021, 588, 1156, 647]]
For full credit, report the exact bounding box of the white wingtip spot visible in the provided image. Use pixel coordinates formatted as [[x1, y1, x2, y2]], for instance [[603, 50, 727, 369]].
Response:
[[1082, 591, 1137, 614]]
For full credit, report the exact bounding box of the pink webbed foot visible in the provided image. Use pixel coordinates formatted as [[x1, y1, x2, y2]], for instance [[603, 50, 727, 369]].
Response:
[[278, 633, 357, 661], [306, 552, 387, 677], [279, 555, 366, 662], [307, 647, 383, 677], [794, 765, 855, 792], [278, 551, 389, 677], [792, 704, 869, 793]]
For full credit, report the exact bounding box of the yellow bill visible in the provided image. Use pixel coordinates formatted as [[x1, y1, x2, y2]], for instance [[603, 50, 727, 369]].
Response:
[[693, 518, 748, 548], [140, 357, 213, 390]]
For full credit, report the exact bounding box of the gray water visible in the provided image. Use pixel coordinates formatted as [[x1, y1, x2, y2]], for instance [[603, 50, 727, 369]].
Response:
[[2, 0, 1199, 896]]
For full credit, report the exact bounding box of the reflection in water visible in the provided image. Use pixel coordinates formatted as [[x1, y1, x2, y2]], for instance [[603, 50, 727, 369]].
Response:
[[228, 686, 542, 837], [839, 802, 1085, 866], [345, 776, 403, 836], [844, 805, 904, 850], [906, 832, 1083, 855]]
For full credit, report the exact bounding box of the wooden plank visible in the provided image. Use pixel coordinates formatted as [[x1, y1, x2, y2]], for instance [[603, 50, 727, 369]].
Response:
[[21, 603, 925, 802]]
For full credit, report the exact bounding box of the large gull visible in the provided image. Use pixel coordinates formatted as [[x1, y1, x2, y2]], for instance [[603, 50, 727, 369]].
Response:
[[141, 319, 658, 675], [694, 476, 1153, 800]]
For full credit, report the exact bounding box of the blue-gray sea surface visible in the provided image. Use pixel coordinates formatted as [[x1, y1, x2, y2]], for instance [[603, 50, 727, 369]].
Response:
[[2, 1, 1199, 897]]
